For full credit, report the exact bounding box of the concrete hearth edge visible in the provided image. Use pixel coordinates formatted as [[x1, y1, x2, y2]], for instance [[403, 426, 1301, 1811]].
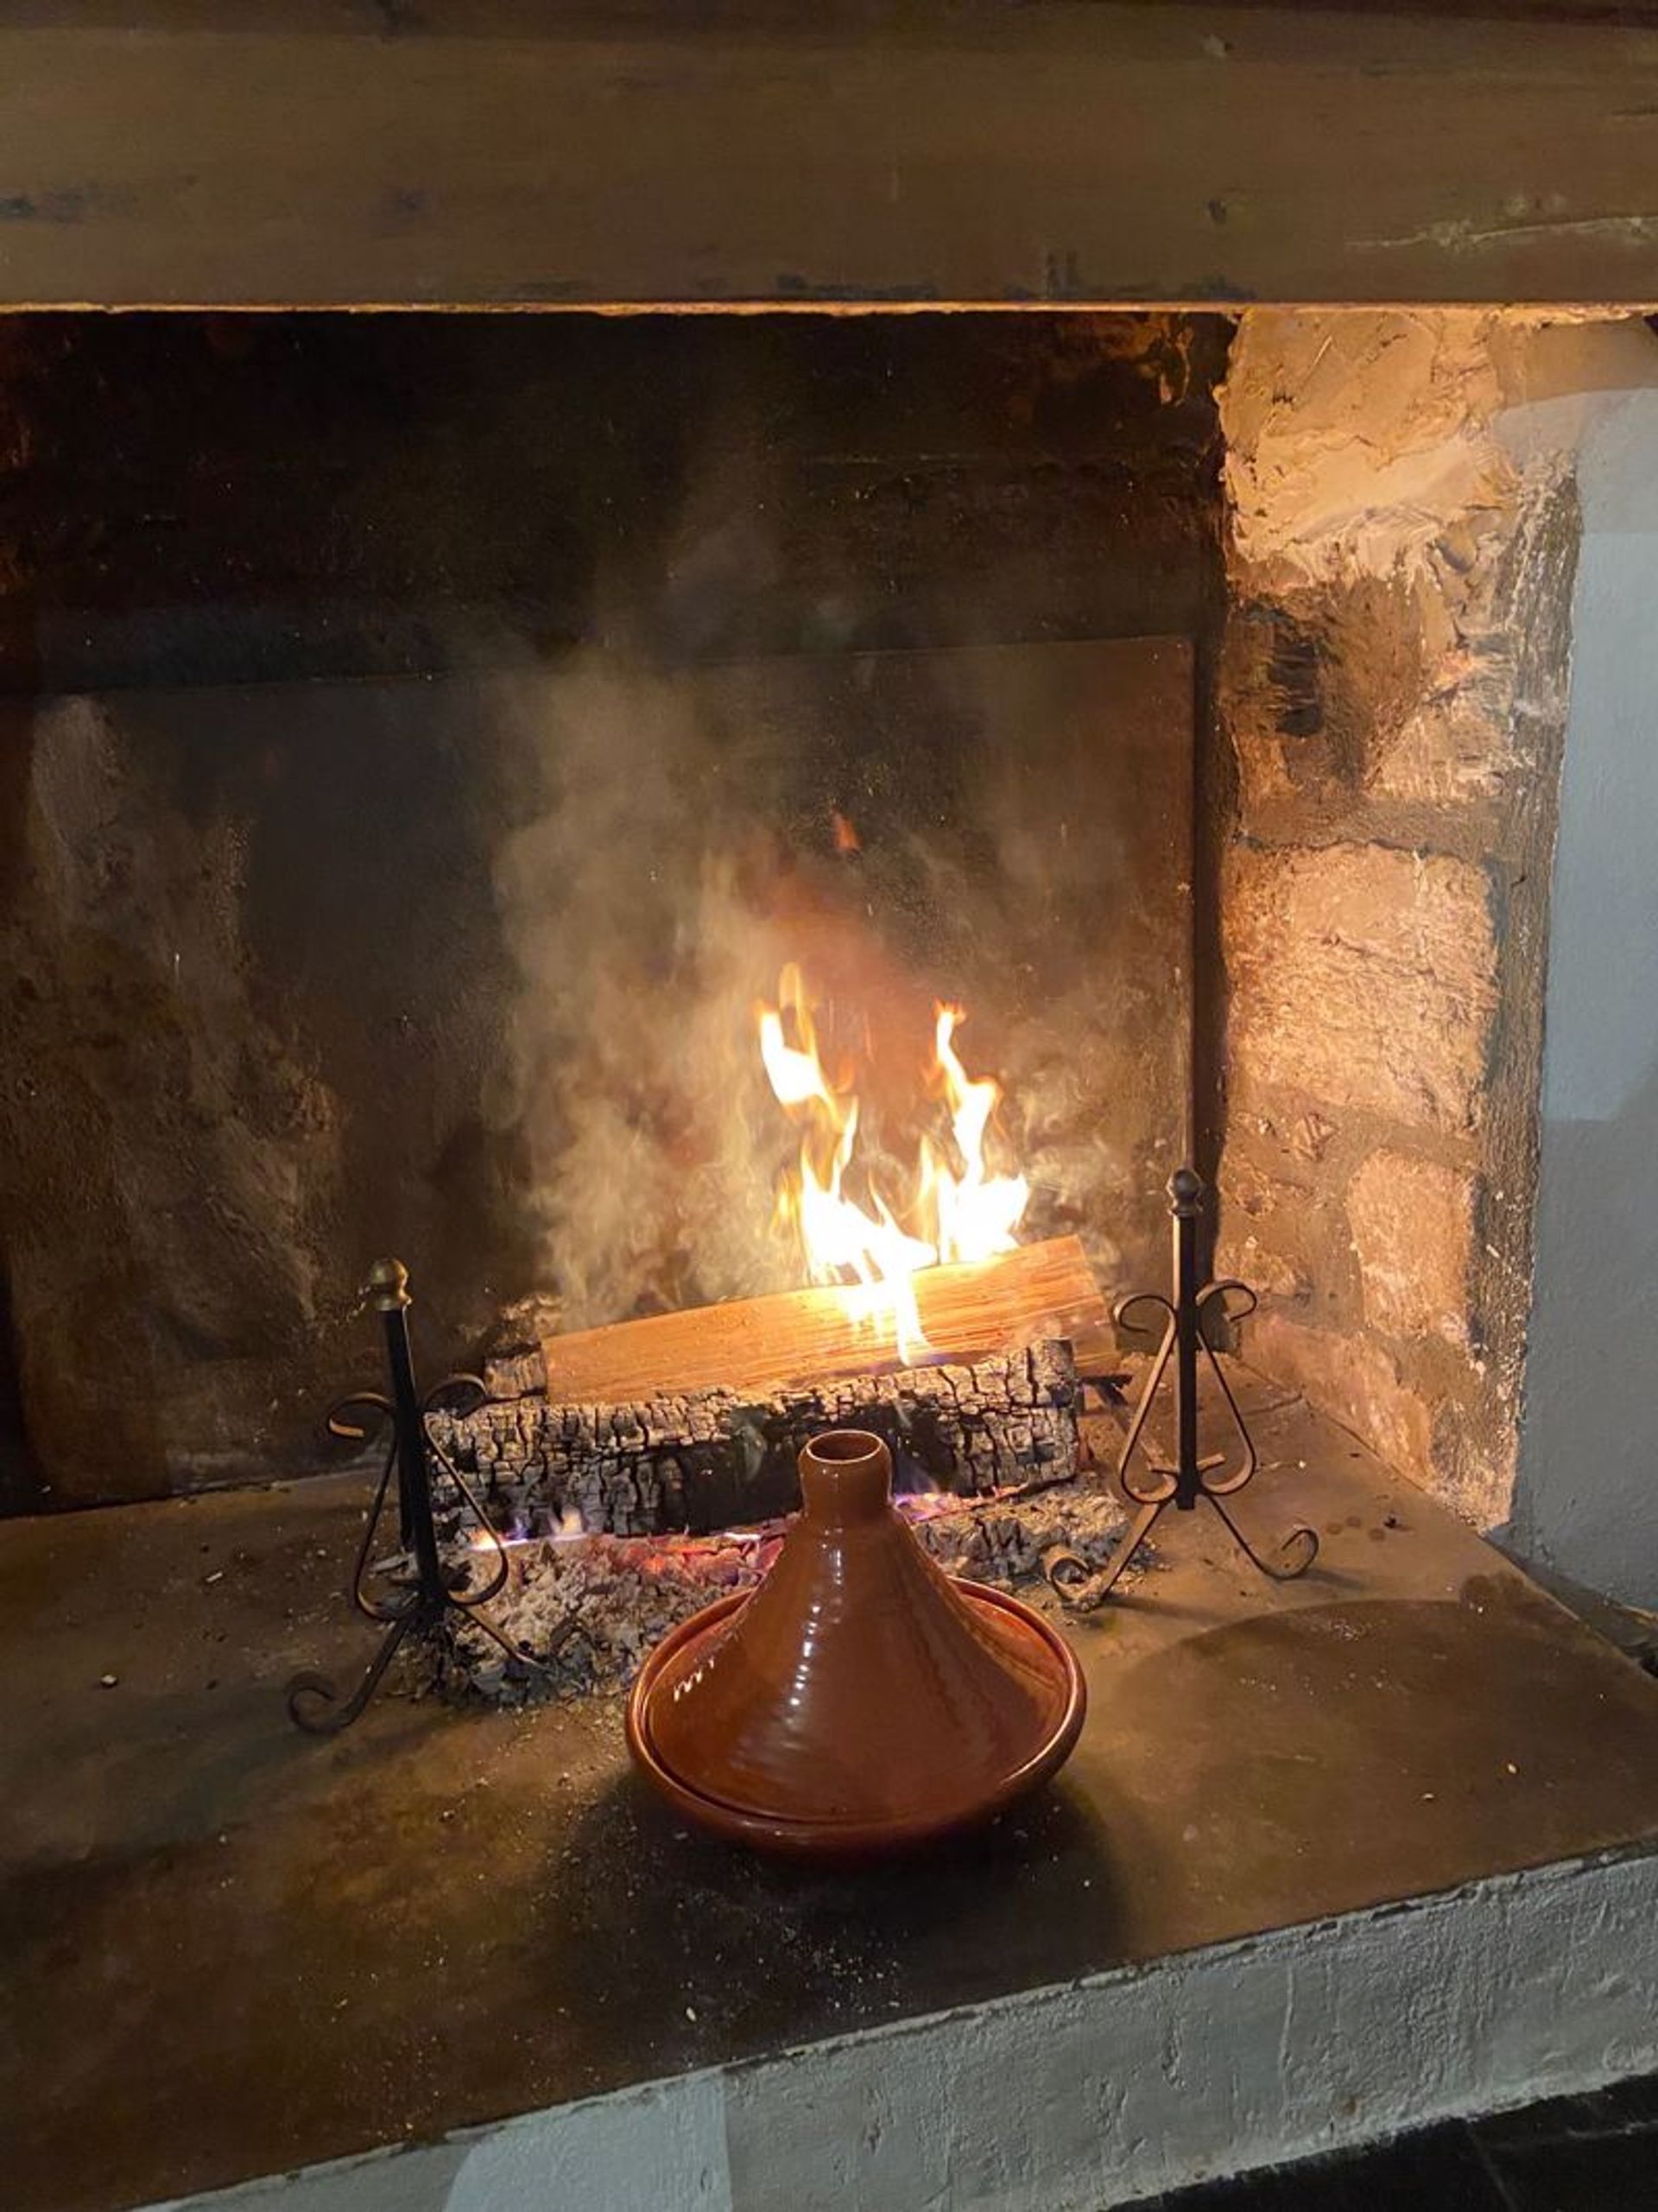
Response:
[[141, 1842, 1658, 2212]]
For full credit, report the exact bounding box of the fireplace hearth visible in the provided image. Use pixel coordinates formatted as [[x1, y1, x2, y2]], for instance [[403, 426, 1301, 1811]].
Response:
[[4, 1374, 1657, 2212]]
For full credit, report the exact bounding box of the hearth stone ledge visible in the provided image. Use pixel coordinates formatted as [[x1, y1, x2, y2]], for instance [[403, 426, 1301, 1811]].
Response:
[[136, 1845, 1658, 2212]]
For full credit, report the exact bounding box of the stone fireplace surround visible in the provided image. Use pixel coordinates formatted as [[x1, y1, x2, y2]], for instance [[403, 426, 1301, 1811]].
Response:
[[1216, 309, 1658, 1613], [6, 10, 1658, 2211]]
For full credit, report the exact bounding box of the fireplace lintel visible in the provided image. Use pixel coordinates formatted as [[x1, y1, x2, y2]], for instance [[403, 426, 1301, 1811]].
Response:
[[7, 4, 1658, 311]]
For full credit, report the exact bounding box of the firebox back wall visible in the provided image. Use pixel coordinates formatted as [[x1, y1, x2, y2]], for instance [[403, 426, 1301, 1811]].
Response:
[[0, 313, 1226, 1507]]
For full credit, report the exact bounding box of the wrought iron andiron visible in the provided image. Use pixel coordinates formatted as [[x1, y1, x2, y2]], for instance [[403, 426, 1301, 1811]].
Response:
[[286, 1257, 528, 1733], [1086, 1167, 1319, 1599]]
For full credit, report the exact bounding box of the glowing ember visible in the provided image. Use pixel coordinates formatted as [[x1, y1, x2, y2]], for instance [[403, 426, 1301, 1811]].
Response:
[[756, 962, 1029, 1360], [470, 1499, 585, 1551]]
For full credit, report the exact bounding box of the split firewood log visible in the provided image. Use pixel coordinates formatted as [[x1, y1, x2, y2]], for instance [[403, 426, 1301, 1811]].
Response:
[[428, 1338, 1083, 1537]]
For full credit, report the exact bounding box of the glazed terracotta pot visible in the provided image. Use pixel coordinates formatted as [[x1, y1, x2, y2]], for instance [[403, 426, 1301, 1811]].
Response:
[[625, 1428, 1086, 1857]]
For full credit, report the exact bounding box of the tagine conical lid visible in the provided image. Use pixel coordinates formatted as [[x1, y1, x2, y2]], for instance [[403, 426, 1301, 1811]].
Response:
[[632, 1429, 1085, 1844]]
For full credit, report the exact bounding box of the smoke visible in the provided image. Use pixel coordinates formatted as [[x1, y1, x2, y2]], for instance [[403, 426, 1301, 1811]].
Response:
[[487, 375, 1187, 1328], [488, 625, 1179, 1330], [491, 656, 817, 1328]]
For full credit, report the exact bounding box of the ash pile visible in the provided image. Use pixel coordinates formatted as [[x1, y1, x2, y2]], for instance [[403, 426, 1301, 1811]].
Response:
[[427, 1471, 1138, 1708]]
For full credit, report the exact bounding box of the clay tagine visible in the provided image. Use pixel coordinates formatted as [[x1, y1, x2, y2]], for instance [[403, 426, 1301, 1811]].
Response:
[[625, 1428, 1086, 1856]]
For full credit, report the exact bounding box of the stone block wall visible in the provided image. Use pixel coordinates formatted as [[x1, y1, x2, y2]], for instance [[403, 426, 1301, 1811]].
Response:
[[1215, 313, 1582, 1527]]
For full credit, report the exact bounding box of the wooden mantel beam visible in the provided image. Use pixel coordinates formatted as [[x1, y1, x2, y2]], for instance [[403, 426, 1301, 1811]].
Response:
[[5, 3, 1658, 308]]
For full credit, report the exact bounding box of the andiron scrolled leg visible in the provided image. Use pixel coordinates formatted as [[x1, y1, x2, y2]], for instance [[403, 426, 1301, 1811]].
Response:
[[287, 1607, 423, 1736], [1047, 1493, 1168, 1611], [286, 1257, 538, 1734], [1093, 1167, 1319, 1598]]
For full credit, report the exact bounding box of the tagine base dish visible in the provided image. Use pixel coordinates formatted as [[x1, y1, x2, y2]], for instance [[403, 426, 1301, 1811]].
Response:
[[625, 1579, 1087, 1858]]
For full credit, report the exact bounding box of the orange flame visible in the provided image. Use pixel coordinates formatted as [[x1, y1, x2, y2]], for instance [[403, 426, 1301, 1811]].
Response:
[[756, 965, 1028, 1362], [925, 1005, 1030, 1265]]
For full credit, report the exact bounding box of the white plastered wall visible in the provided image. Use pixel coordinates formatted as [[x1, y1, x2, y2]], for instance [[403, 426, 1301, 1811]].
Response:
[[1503, 318, 1658, 1610]]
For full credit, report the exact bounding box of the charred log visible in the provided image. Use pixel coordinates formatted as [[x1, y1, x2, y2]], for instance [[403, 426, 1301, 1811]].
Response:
[[427, 1339, 1081, 1539]]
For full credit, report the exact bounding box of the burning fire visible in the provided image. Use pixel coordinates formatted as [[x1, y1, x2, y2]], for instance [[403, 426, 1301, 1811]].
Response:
[[756, 963, 1028, 1360]]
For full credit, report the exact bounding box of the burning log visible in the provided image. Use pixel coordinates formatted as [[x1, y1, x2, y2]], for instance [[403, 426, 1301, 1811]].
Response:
[[429, 1337, 1084, 1539], [487, 1234, 1109, 1402]]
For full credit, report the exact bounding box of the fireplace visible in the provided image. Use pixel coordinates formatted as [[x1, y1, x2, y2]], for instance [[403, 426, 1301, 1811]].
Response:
[[8, 15, 1658, 2211], [2, 304, 1649, 1618]]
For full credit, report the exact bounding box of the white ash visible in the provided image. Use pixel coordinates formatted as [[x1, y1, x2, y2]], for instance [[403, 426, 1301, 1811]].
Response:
[[426, 1475, 1138, 1709]]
